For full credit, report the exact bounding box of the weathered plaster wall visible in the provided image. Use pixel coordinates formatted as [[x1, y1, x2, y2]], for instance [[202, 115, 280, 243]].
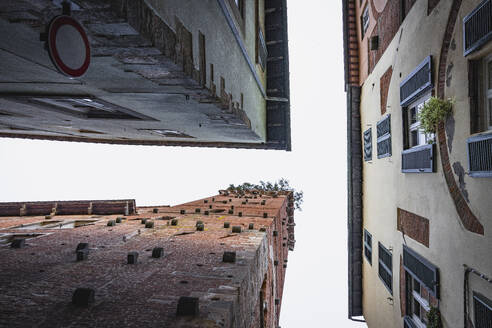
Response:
[[143, 0, 267, 140]]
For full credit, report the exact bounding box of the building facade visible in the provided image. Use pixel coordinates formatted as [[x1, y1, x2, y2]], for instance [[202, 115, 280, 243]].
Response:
[[344, 0, 492, 327], [0, 190, 295, 327], [0, 0, 291, 150]]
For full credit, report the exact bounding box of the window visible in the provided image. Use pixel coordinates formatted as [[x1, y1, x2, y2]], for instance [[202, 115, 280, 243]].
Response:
[[363, 128, 372, 161], [363, 229, 372, 265], [485, 55, 492, 130], [377, 114, 392, 158], [400, 56, 435, 173], [469, 54, 492, 133], [403, 245, 440, 328], [255, 0, 267, 71], [361, 5, 369, 39], [258, 27, 267, 71], [405, 273, 430, 327], [378, 242, 392, 294], [473, 292, 492, 328], [404, 94, 434, 149]]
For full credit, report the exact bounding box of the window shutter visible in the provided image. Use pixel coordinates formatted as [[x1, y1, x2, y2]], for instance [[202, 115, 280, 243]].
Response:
[[403, 245, 439, 298], [401, 144, 435, 173], [377, 115, 392, 158], [400, 56, 432, 107], [378, 242, 393, 294], [364, 128, 372, 161], [463, 0, 492, 56], [469, 59, 485, 134], [473, 292, 492, 328], [363, 229, 372, 265], [467, 133, 492, 177]]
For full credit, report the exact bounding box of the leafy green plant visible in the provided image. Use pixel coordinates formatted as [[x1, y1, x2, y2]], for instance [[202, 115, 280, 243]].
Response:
[[227, 178, 304, 211], [418, 97, 454, 134], [426, 307, 443, 328]]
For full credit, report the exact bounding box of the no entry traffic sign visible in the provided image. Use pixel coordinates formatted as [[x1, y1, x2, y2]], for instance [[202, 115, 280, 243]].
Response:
[[47, 15, 90, 77]]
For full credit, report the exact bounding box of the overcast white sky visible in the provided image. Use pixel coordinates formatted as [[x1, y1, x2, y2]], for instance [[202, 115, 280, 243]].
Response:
[[0, 1, 367, 327]]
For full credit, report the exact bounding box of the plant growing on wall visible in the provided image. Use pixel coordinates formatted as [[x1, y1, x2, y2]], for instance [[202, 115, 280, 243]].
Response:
[[426, 307, 443, 328], [227, 178, 304, 210], [418, 97, 454, 134]]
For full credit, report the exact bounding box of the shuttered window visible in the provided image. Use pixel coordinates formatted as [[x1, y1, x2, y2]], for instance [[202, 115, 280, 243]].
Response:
[[402, 144, 435, 173], [400, 56, 432, 107], [403, 245, 439, 299], [378, 242, 393, 294], [474, 292, 492, 328], [363, 229, 372, 265], [463, 0, 492, 56], [377, 114, 392, 158], [467, 133, 492, 177], [364, 128, 372, 161]]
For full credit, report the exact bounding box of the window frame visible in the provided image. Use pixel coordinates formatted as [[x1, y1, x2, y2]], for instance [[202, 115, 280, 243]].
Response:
[[378, 242, 393, 295], [484, 54, 492, 130], [363, 229, 372, 265], [403, 92, 435, 150], [406, 274, 431, 328]]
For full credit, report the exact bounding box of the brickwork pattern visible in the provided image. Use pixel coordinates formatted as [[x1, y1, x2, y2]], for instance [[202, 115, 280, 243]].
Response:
[[436, 0, 484, 235], [380, 66, 393, 115], [347, 0, 360, 86], [397, 208, 430, 247], [0, 192, 294, 328], [368, 1, 403, 74]]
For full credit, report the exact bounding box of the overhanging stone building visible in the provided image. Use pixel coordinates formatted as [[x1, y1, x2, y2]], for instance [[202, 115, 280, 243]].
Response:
[[0, 0, 291, 150], [0, 190, 295, 327]]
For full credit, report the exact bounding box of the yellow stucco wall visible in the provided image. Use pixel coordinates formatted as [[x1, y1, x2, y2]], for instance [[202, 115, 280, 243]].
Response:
[[360, 1, 492, 327]]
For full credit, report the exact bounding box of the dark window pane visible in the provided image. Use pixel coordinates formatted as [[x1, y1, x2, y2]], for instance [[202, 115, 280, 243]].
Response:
[[413, 299, 420, 317]]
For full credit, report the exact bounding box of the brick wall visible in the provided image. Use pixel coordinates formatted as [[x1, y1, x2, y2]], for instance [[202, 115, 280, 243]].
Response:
[[380, 66, 393, 114], [347, 0, 360, 85], [397, 208, 430, 247], [0, 192, 294, 327], [0, 200, 136, 217]]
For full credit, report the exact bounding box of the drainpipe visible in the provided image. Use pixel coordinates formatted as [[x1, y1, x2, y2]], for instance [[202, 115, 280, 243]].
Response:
[[464, 266, 470, 328]]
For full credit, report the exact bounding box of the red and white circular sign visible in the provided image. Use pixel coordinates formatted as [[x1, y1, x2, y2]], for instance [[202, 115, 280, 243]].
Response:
[[47, 15, 91, 77]]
